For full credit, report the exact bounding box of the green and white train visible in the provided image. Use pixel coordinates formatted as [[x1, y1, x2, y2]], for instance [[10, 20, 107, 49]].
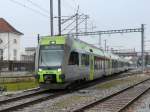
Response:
[[35, 36, 130, 89]]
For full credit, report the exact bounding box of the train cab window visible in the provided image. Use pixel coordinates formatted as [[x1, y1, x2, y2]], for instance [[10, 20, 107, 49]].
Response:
[[81, 54, 89, 66], [68, 52, 79, 65]]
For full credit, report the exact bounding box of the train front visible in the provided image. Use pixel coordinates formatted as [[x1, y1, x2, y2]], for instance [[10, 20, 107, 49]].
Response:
[[35, 36, 66, 89]]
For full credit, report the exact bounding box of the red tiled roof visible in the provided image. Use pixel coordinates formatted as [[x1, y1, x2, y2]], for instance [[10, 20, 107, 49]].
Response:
[[0, 18, 23, 35]]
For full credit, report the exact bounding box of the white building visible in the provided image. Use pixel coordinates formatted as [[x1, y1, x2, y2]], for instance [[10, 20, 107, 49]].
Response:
[[21, 47, 36, 62], [0, 18, 23, 61]]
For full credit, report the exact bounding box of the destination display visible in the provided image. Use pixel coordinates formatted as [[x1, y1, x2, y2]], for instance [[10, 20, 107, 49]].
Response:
[[41, 45, 64, 50]]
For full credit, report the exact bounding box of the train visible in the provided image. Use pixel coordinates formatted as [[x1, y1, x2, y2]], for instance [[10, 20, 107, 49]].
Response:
[[35, 35, 131, 89]]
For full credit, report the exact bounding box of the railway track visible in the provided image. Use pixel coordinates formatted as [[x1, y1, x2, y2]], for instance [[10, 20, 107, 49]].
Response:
[[0, 89, 67, 112], [73, 78, 150, 112], [0, 70, 144, 112]]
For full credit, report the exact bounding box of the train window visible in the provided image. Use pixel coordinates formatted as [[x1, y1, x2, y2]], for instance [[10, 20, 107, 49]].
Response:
[[81, 54, 89, 66], [99, 61, 101, 69], [104, 60, 106, 68], [95, 56, 103, 70], [68, 52, 79, 65], [113, 60, 116, 68], [100, 60, 102, 69], [101, 60, 103, 69], [95, 61, 98, 69], [98, 60, 100, 69], [103, 60, 104, 69], [114, 61, 116, 68], [94, 57, 98, 69], [113, 60, 115, 68], [106, 60, 109, 68]]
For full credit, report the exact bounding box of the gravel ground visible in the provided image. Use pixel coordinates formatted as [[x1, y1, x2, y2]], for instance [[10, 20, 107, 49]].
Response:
[[14, 74, 150, 112], [123, 89, 150, 112], [0, 87, 39, 101]]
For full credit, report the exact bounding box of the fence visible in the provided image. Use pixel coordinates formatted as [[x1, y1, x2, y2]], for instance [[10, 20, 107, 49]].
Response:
[[0, 61, 35, 72], [0, 75, 38, 92]]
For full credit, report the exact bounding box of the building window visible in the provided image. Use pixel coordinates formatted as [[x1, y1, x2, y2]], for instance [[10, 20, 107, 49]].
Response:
[[14, 39, 17, 44], [0, 38, 3, 44], [0, 49, 3, 60], [13, 49, 17, 60]]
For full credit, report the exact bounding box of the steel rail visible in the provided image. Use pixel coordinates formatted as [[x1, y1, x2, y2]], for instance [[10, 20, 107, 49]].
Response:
[[0, 92, 65, 112], [0, 70, 140, 112], [73, 78, 150, 112], [0, 89, 47, 105]]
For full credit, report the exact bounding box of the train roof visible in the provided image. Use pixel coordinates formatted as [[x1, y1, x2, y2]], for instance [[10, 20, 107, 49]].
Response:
[[39, 36, 129, 63]]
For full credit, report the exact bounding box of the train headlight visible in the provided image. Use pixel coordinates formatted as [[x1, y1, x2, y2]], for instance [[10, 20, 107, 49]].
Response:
[[58, 68, 61, 72], [39, 68, 42, 72]]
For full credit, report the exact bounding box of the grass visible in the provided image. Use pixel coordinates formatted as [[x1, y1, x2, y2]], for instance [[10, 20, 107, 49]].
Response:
[[95, 79, 125, 89], [0, 77, 35, 84], [0, 80, 39, 91], [53, 95, 87, 108], [95, 75, 149, 89]]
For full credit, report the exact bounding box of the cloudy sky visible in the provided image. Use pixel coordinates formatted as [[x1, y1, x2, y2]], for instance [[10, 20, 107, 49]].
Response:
[[0, 0, 150, 52]]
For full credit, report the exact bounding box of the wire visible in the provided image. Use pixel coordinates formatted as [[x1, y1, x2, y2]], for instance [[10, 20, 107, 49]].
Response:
[[26, 0, 49, 14], [72, 0, 77, 5], [68, 17, 86, 34], [61, 14, 76, 24], [61, 19, 76, 32], [63, 0, 76, 14], [63, 0, 75, 10], [62, 14, 85, 33], [9, 0, 49, 18]]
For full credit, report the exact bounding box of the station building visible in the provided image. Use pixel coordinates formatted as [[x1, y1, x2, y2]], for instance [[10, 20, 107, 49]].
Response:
[[0, 18, 23, 61]]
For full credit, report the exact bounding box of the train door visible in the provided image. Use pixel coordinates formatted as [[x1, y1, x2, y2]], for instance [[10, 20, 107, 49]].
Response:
[[89, 55, 94, 80]]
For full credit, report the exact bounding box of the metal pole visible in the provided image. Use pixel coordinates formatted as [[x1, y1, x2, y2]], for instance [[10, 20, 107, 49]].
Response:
[[85, 15, 88, 32], [75, 6, 79, 39], [99, 34, 101, 48], [107, 46, 109, 52], [141, 24, 145, 73], [50, 0, 54, 36], [58, 0, 61, 36], [37, 34, 40, 44], [8, 33, 10, 61], [104, 39, 107, 51], [91, 23, 94, 32], [76, 13, 78, 39]]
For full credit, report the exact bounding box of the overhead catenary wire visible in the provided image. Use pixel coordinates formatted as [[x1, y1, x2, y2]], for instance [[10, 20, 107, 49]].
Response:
[[61, 14, 76, 24], [63, 0, 76, 11], [9, 0, 49, 18], [62, 0, 79, 16], [61, 19, 76, 32], [62, 14, 85, 33], [26, 0, 49, 14], [68, 17, 87, 34]]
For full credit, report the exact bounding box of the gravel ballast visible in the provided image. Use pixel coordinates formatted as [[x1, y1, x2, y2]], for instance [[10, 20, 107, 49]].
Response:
[[15, 74, 150, 112]]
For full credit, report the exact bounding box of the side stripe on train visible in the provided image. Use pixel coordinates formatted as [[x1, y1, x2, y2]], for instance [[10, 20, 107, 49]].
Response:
[[89, 55, 94, 80]]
